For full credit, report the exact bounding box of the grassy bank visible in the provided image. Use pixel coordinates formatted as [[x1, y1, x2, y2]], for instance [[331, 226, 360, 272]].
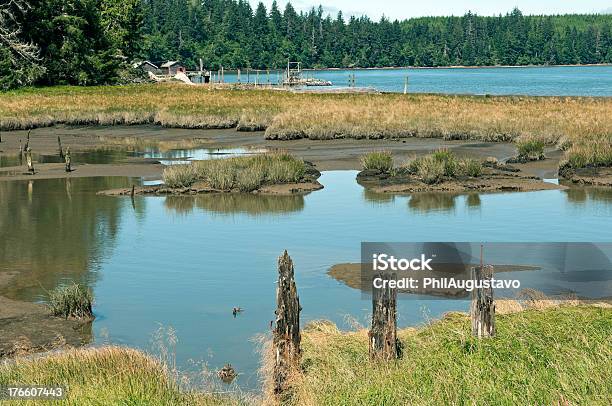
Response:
[[0, 347, 235, 405], [163, 153, 308, 190], [1, 84, 611, 169], [288, 306, 611, 405]]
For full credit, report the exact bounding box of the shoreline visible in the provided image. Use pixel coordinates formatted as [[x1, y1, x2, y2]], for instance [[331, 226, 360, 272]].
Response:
[[0, 271, 92, 359], [302, 63, 612, 72]]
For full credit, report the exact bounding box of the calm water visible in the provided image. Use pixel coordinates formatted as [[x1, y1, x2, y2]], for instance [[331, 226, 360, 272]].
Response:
[[219, 65, 612, 96], [1, 172, 611, 390], [0, 147, 267, 168]]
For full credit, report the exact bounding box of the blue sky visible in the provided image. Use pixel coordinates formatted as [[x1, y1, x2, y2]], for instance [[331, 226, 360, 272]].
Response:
[[251, 1, 612, 21]]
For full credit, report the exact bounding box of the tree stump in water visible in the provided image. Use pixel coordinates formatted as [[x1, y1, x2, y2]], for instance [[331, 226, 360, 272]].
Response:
[[369, 273, 400, 360], [25, 148, 34, 174], [58, 136, 64, 159], [65, 147, 71, 172], [272, 250, 301, 397], [470, 265, 496, 338]]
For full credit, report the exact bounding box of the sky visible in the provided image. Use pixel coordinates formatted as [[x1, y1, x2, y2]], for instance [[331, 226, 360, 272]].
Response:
[[251, 1, 612, 21]]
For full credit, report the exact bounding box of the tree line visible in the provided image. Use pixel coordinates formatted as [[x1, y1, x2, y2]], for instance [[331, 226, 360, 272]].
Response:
[[1, 0, 611, 89]]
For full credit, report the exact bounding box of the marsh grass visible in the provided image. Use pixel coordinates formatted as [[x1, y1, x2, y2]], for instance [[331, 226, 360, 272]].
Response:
[[0, 347, 235, 405], [516, 138, 545, 160], [2, 85, 610, 169], [360, 151, 393, 172], [48, 282, 94, 320], [287, 306, 612, 405], [162, 153, 307, 190], [406, 149, 483, 184]]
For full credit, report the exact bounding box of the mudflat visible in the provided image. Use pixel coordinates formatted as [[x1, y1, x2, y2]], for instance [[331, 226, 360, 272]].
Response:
[[0, 125, 551, 180], [0, 271, 92, 358]]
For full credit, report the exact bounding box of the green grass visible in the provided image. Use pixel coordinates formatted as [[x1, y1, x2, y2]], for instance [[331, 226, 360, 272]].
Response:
[[516, 138, 545, 160], [0, 347, 234, 405], [360, 151, 393, 172], [48, 283, 94, 320], [162, 153, 307, 190], [289, 306, 612, 405], [406, 149, 483, 184]]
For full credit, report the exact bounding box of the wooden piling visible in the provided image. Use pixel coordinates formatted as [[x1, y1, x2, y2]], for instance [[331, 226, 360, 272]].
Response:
[[64, 147, 71, 172], [25, 147, 34, 174], [470, 260, 496, 338], [58, 136, 64, 159], [24, 130, 30, 151], [272, 250, 301, 396], [369, 273, 400, 360]]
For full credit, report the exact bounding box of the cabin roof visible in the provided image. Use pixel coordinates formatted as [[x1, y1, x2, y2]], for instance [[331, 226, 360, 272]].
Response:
[[161, 61, 182, 68]]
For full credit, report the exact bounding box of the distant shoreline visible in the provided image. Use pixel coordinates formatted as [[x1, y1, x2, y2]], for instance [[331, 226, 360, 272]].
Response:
[[303, 63, 612, 72]]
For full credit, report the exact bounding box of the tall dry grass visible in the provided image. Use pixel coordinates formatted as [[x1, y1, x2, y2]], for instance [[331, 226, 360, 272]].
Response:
[[0, 346, 235, 405], [2, 85, 610, 168]]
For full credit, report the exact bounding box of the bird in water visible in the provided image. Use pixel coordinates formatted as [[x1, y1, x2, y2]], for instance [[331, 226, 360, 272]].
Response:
[[217, 364, 237, 383], [232, 307, 243, 317]]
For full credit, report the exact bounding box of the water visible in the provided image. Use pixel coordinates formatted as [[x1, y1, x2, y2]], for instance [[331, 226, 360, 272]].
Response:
[[1, 172, 611, 391], [219, 65, 612, 96], [0, 147, 267, 168]]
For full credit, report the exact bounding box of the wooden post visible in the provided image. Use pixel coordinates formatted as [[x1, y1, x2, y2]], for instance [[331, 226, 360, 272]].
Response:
[[237, 68, 241, 84], [470, 246, 496, 338], [369, 273, 400, 360], [272, 250, 301, 397], [58, 136, 64, 159], [25, 147, 34, 174], [64, 146, 71, 172], [24, 130, 30, 151], [404, 76, 408, 94], [256, 70, 259, 86]]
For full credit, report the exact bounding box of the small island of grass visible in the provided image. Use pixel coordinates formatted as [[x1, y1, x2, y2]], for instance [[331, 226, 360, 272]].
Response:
[[357, 149, 562, 193], [99, 153, 323, 196]]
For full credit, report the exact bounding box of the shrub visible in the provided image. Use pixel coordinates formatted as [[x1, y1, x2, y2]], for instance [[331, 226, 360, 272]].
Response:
[[162, 164, 197, 188], [48, 283, 94, 320], [517, 139, 545, 160], [360, 151, 393, 172]]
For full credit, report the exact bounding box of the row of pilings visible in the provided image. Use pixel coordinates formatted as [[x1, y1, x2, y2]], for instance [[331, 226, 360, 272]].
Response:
[[271, 250, 496, 400]]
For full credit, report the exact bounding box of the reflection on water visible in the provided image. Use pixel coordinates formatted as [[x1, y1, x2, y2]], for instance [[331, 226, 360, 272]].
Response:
[[408, 193, 461, 213], [0, 147, 266, 169], [143, 147, 267, 165], [1, 170, 611, 390], [164, 193, 304, 216], [564, 187, 612, 205], [0, 150, 137, 168], [0, 177, 139, 300]]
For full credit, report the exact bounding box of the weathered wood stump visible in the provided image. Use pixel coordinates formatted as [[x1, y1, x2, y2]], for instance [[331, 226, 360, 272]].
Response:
[[369, 273, 400, 360], [272, 250, 301, 397], [64, 147, 71, 172], [25, 147, 34, 174], [470, 264, 496, 338], [58, 136, 64, 159]]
